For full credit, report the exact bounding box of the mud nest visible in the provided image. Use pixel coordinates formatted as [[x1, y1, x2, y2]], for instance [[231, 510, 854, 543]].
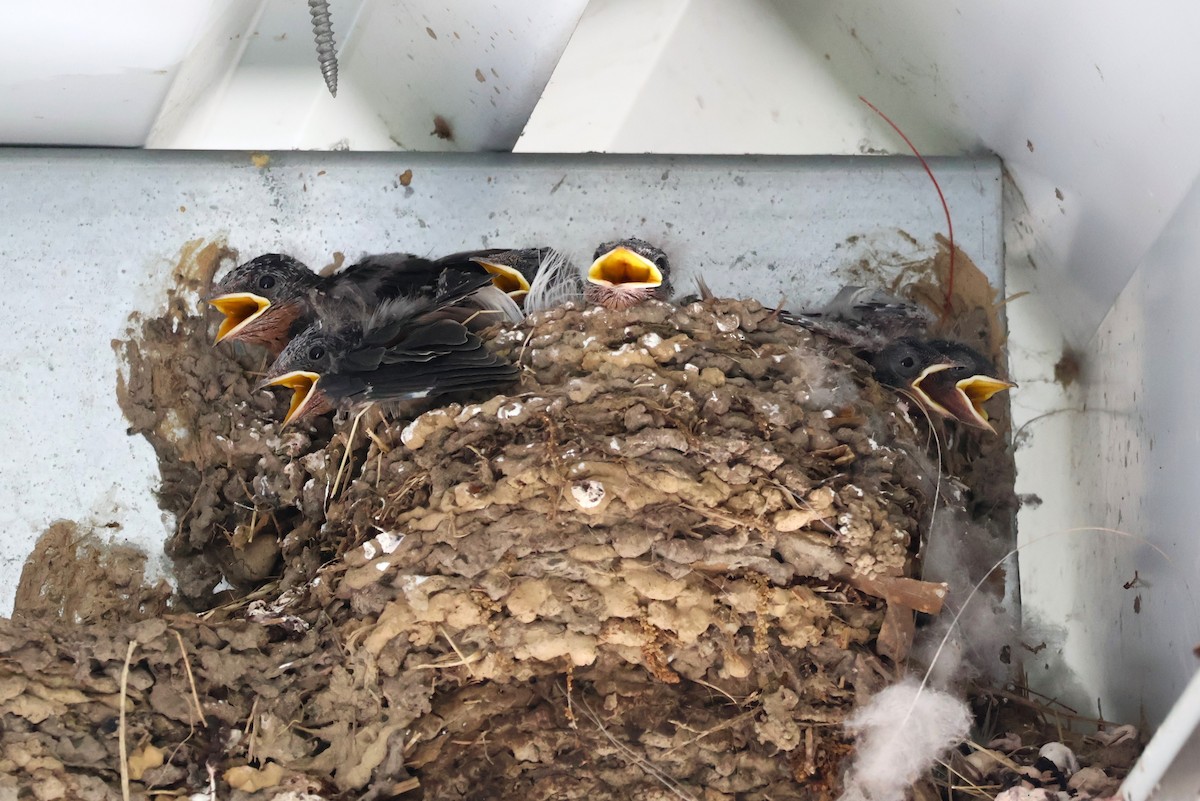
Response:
[[6, 267, 964, 800]]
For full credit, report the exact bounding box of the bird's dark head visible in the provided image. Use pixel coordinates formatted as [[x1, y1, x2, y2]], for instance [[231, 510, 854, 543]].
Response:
[[208, 254, 321, 349], [257, 324, 345, 426], [927, 340, 994, 378], [470, 250, 540, 301], [871, 338, 953, 388], [585, 238, 671, 310], [924, 340, 1016, 432]]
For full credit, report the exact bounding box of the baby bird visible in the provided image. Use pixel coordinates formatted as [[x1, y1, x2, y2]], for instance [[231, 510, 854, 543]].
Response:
[[584, 238, 672, 310], [258, 279, 519, 426], [917, 340, 1016, 433], [208, 250, 523, 353], [469, 248, 550, 306], [871, 338, 1015, 433]]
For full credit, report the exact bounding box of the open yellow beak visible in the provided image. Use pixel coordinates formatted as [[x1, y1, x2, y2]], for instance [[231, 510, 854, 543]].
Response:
[[957, 376, 1018, 423], [472, 259, 531, 296], [909, 362, 956, 417], [263, 370, 321, 426], [209, 292, 271, 343], [587, 247, 663, 289]]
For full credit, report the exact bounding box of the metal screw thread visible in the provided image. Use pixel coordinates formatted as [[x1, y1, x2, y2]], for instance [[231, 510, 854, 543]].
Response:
[[308, 0, 338, 97]]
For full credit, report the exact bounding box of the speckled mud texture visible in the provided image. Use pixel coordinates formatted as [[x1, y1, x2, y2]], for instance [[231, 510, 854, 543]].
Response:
[[113, 240, 327, 606], [2, 243, 1012, 800]]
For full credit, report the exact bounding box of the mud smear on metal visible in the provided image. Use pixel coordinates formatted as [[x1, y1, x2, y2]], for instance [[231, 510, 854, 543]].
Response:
[[113, 238, 306, 604]]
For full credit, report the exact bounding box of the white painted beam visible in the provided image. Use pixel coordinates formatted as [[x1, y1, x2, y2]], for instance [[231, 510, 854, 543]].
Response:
[[517, 0, 903, 155], [150, 0, 588, 151]]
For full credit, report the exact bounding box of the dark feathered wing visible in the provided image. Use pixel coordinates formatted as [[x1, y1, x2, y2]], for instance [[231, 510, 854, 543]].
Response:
[[323, 253, 487, 304], [777, 309, 884, 350], [324, 318, 518, 403], [430, 250, 524, 324], [318, 250, 513, 328], [780, 286, 935, 349]]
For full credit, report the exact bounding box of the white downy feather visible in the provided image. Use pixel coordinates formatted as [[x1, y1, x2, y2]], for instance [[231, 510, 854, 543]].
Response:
[[524, 247, 585, 313], [468, 285, 524, 323]]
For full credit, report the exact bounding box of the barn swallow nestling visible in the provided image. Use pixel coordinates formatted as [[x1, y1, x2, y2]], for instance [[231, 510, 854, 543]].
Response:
[[208, 253, 320, 352], [469, 248, 549, 305], [871, 338, 956, 396], [870, 338, 1015, 433], [208, 250, 523, 353], [784, 285, 935, 349], [919, 340, 1016, 432], [258, 305, 519, 426], [584, 238, 671, 310]]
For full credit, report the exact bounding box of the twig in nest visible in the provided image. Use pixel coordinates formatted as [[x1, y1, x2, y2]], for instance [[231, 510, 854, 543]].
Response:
[[344, 619, 380, 652], [460, 308, 504, 328], [380, 470, 430, 520], [403, 731, 425, 756], [331, 406, 370, 498], [164, 728, 196, 769], [119, 639, 138, 801], [982, 688, 1108, 726], [537, 412, 568, 523], [174, 483, 204, 543], [517, 327, 536, 366], [800, 726, 817, 779], [659, 710, 755, 757], [365, 424, 391, 455], [572, 693, 700, 801], [1016, 683, 1080, 715], [564, 661, 577, 727], [678, 501, 764, 534], [962, 739, 1023, 772], [764, 481, 840, 538], [410, 651, 482, 671], [997, 290, 1030, 308], [245, 695, 262, 764], [201, 762, 217, 799], [197, 581, 279, 621], [438, 626, 478, 679], [170, 629, 208, 728], [690, 676, 744, 707], [392, 777, 421, 795], [933, 757, 997, 799], [451, 730, 496, 765]]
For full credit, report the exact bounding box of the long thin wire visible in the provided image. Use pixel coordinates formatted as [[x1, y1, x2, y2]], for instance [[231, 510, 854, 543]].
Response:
[[859, 96, 955, 314]]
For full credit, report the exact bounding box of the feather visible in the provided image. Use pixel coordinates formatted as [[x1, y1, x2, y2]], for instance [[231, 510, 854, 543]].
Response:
[[434, 266, 496, 307], [467, 285, 524, 324], [781, 285, 935, 349], [524, 248, 585, 313], [335, 343, 517, 402]]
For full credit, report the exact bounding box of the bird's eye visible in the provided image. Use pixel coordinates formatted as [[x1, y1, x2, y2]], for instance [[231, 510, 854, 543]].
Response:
[[308, 345, 326, 361], [258, 274, 276, 290], [900, 356, 916, 369]]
